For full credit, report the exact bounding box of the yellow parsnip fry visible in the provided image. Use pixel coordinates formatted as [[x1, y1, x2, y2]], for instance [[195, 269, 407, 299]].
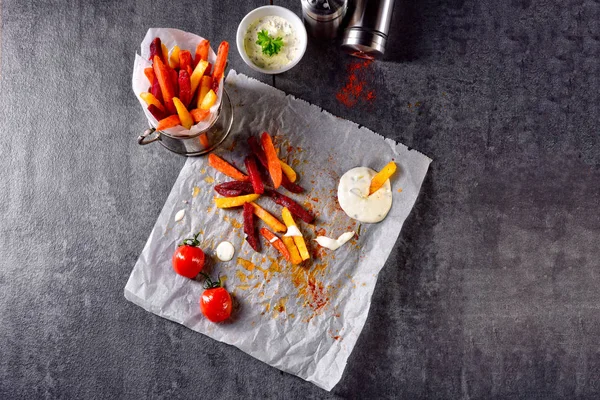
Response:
[[369, 161, 397, 195], [214, 194, 260, 208], [281, 207, 310, 261]]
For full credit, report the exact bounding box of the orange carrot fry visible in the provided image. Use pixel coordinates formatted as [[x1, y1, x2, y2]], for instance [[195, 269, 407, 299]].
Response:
[[250, 202, 286, 232], [144, 67, 155, 85], [199, 133, 209, 148], [190, 108, 210, 123], [259, 228, 290, 261], [156, 115, 180, 131], [153, 55, 176, 115], [208, 154, 249, 181], [211, 41, 229, 91], [261, 132, 282, 188], [194, 39, 210, 67]]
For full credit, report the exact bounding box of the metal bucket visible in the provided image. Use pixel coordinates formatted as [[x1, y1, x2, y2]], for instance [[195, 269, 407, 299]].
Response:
[[137, 89, 234, 156]]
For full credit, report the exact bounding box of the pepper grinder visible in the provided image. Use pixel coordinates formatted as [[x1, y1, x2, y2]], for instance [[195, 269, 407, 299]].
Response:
[[341, 0, 396, 59], [301, 0, 348, 39]]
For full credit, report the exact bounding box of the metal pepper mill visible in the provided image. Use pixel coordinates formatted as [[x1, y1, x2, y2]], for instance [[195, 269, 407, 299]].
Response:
[[301, 0, 348, 39], [341, 0, 396, 59]]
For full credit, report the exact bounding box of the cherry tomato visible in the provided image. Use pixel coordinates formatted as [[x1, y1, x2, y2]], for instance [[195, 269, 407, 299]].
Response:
[[172, 232, 205, 279], [199, 274, 232, 322]]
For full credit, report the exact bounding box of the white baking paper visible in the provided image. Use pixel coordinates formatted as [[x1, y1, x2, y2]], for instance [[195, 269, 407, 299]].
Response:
[[125, 70, 432, 391], [132, 28, 224, 136]]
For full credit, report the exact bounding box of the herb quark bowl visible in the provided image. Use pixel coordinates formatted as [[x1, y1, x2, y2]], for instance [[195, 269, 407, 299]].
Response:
[[236, 6, 308, 75]]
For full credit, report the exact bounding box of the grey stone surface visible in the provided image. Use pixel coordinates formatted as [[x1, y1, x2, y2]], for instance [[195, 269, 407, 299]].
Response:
[[0, 0, 599, 398]]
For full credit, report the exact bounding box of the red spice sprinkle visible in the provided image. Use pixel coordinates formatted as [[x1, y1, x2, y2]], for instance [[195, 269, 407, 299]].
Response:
[[336, 60, 375, 108]]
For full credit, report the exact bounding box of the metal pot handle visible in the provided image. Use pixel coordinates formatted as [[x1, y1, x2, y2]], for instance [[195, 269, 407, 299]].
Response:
[[138, 128, 161, 145]]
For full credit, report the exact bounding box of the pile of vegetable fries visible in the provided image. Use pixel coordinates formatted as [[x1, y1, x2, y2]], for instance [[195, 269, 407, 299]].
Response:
[[140, 37, 229, 133], [209, 132, 314, 265]]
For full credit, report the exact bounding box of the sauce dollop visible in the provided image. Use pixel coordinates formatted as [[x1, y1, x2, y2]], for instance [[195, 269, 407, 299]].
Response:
[[315, 232, 355, 251], [215, 241, 235, 262], [337, 167, 392, 223], [244, 16, 300, 70]]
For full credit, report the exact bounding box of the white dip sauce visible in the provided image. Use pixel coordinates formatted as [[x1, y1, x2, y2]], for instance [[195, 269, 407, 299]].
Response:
[[215, 241, 235, 262], [337, 167, 392, 223], [244, 16, 299, 70], [315, 231, 355, 251], [174, 209, 185, 222]]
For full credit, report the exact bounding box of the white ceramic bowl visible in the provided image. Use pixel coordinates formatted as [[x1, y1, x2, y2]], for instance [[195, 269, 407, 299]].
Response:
[[236, 6, 308, 75]]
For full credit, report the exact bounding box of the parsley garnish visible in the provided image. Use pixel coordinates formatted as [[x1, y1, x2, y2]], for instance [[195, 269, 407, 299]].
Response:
[[256, 29, 284, 57]]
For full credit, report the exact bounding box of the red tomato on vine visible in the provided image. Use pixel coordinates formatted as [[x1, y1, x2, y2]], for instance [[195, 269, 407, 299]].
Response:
[[172, 232, 205, 278]]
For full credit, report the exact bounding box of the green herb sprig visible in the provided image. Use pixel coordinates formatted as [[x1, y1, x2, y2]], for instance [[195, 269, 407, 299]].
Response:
[[256, 29, 284, 57]]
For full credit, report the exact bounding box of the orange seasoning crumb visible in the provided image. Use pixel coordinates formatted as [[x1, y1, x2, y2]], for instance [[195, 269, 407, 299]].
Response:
[[237, 258, 256, 272]]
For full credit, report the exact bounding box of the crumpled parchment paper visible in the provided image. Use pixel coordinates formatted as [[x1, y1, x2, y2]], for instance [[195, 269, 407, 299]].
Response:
[[125, 70, 432, 391], [132, 28, 224, 136]]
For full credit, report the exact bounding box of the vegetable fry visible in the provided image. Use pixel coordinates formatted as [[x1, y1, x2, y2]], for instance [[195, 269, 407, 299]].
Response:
[[190, 108, 210, 123], [194, 39, 210, 67], [199, 133, 209, 148], [147, 104, 166, 121], [197, 76, 213, 108], [179, 50, 193, 76], [281, 208, 310, 260], [172, 97, 193, 129], [214, 194, 260, 209], [261, 132, 282, 189], [249, 137, 304, 192], [248, 136, 268, 166], [170, 69, 179, 99], [264, 189, 315, 224], [249, 202, 286, 232], [156, 115, 181, 131], [149, 37, 162, 61], [144, 67, 155, 85], [211, 41, 229, 92], [243, 203, 261, 252], [169, 45, 180, 69], [279, 159, 297, 182], [151, 77, 163, 104], [214, 181, 253, 197], [208, 154, 249, 181], [140, 92, 165, 112], [245, 156, 264, 194], [178, 70, 192, 107], [369, 161, 397, 195], [259, 228, 290, 261], [161, 43, 169, 64], [215, 188, 243, 197], [281, 175, 305, 193], [281, 236, 302, 265], [200, 89, 217, 110], [153, 55, 176, 114], [190, 60, 209, 95]]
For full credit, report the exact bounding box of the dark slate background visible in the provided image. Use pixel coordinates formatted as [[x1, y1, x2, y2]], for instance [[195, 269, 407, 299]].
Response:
[[1, 0, 599, 398]]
